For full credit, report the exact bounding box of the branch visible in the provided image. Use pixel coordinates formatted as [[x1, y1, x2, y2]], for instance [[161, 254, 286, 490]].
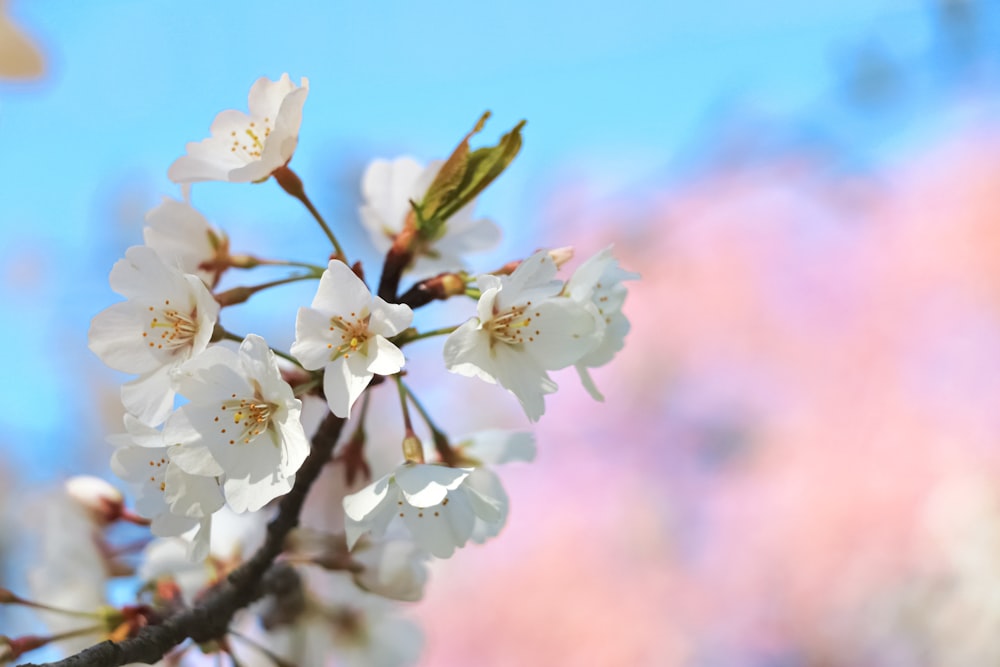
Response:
[[20, 411, 346, 667]]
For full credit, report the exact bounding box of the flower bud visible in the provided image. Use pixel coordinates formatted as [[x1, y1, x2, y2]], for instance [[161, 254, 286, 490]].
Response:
[[548, 245, 574, 268], [64, 476, 124, 526], [402, 434, 425, 464]]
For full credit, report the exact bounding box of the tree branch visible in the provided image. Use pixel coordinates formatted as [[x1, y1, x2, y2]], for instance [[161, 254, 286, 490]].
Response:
[[20, 411, 346, 667]]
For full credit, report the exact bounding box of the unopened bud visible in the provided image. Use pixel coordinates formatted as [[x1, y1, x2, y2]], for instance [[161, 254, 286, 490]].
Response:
[[548, 245, 574, 268], [402, 435, 425, 464], [65, 476, 124, 526]]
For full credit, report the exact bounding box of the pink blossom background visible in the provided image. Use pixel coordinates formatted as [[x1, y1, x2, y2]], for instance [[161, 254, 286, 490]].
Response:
[[411, 131, 1000, 666]]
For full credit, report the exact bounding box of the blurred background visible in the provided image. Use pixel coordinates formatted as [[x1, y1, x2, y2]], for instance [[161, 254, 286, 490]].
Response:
[[5, 0, 1000, 665]]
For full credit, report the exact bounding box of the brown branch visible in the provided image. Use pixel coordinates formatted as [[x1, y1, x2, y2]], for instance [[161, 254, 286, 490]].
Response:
[[20, 411, 346, 667]]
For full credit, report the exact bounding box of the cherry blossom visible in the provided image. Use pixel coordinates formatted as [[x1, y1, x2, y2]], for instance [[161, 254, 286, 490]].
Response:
[[360, 157, 501, 276], [291, 260, 412, 418], [564, 245, 638, 400], [88, 245, 219, 426], [164, 334, 309, 513], [144, 197, 229, 288], [454, 430, 536, 543], [110, 415, 224, 560], [343, 463, 504, 559], [443, 250, 603, 421], [168, 74, 309, 184]]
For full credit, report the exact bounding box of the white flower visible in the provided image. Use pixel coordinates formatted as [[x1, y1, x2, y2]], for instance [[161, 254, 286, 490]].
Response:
[[140, 506, 267, 600], [443, 250, 603, 421], [291, 260, 412, 418], [110, 415, 224, 560], [343, 463, 503, 559], [564, 245, 639, 400], [88, 245, 220, 425], [360, 157, 501, 276], [455, 430, 536, 543], [164, 334, 310, 513], [168, 74, 309, 184], [144, 197, 228, 288]]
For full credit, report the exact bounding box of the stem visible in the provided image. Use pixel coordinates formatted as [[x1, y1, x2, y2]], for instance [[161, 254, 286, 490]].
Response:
[[21, 412, 347, 667], [227, 630, 295, 667], [396, 325, 458, 346], [394, 375, 414, 433], [273, 166, 345, 261], [243, 258, 327, 273], [292, 376, 321, 397], [12, 599, 104, 620], [215, 273, 321, 308], [214, 327, 304, 370], [404, 381, 458, 466]]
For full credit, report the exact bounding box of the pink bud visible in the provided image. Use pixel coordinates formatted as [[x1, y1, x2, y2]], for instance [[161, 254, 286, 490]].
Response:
[[65, 476, 124, 526]]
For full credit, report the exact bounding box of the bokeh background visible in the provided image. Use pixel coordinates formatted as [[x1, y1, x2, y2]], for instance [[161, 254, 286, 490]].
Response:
[[5, 1, 1000, 665]]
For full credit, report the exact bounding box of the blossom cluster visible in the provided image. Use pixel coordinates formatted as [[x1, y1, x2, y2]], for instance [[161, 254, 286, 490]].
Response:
[[26, 73, 637, 665]]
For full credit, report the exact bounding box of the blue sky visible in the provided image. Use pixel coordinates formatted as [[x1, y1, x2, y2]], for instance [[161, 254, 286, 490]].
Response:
[[0, 0, 989, 480]]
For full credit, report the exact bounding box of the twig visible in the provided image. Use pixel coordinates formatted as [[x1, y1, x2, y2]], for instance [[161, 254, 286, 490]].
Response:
[[20, 411, 345, 667]]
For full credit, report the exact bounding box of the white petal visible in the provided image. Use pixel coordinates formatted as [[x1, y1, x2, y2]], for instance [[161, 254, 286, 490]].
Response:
[[463, 430, 536, 464], [521, 298, 603, 370], [359, 157, 425, 241], [223, 471, 292, 513], [88, 301, 160, 374], [443, 320, 497, 383], [166, 440, 225, 477], [323, 355, 372, 419], [491, 344, 557, 422], [402, 489, 475, 558], [343, 473, 393, 522], [369, 299, 413, 337], [366, 336, 405, 376], [121, 365, 177, 426], [395, 464, 470, 508], [576, 364, 605, 401], [291, 307, 336, 370], [312, 260, 371, 316]]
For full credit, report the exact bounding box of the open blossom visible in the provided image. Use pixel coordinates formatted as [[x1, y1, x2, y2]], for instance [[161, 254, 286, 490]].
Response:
[[443, 250, 603, 421], [164, 334, 309, 513], [168, 74, 309, 184], [343, 463, 504, 559], [564, 245, 639, 400], [88, 245, 219, 425], [360, 157, 501, 276], [455, 430, 536, 543], [144, 197, 229, 288], [291, 260, 412, 418], [110, 415, 224, 560]]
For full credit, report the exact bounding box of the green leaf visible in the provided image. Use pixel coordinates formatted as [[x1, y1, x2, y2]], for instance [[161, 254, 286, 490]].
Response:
[[418, 113, 526, 239]]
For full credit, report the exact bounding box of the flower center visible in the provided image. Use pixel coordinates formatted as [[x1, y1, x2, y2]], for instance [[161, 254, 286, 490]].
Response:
[[228, 117, 273, 163], [145, 455, 169, 493], [326, 313, 370, 361], [143, 299, 199, 354], [216, 388, 277, 446], [488, 301, 541, 346]]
